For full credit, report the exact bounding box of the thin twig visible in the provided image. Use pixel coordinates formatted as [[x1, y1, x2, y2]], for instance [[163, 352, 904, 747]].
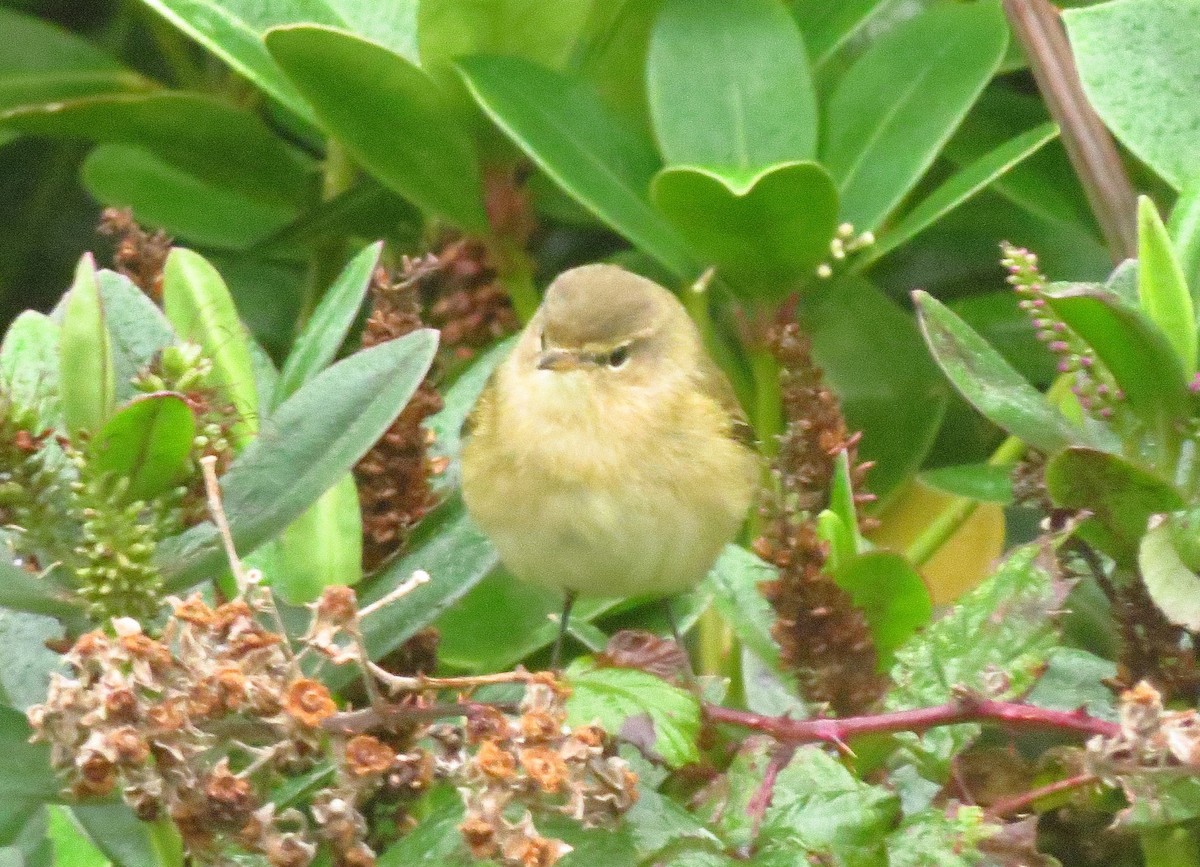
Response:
[[200, 455, 249, 595], [746, 743, 796, 846], [322, 701, 520, 735], [369, 665, 548, 696], [357, 569, 432, 620], [985, 772, 1100, 819], [705, 694, 1121, 744], [1003, 0, 1138, 262]]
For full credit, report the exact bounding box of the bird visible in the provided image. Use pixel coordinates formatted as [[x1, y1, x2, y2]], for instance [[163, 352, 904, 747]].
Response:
[[460, 264, 760, 666]]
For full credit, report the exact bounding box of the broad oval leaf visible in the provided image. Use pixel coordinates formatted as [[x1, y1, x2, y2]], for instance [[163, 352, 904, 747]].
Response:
[[1063, 0, 1200, 191], [59, 254, 115, 438], [647, 0, 817, 170], [650, 161, 837, 297], [1045, 285, 1190, 428], [163, 248, 259, 448], [0, 311, 60, 430], [919, 463, 1014, 505], [96, 270, 176, 403], [1137, 195, 1196, 376], [1045, 446, 1184, 565], [1139, 515, 1200, 632], [834, 552, 933, 670], [157, 329, 439, 592], [272, 474, 362, 605], [822, 1, 1009, 231], [276, 241, 382, 405], [265, 24, 487, 231], [458, 54, 697, 280], [914, 290, 1082, 455], [89, 392, 196, 502]]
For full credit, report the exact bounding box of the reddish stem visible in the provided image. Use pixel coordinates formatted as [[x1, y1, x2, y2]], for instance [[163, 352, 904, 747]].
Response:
[[985, 772, 1100, 819], [704, 697, 1121, 744]]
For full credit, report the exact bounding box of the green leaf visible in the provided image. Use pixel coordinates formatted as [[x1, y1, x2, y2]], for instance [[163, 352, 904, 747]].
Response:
[[0, 7, 152, 112], [276, 241, 381, 405], [864, 122, 1059, 266], [1025, 647, 1118, 722], [886, 544, 1062, 781], [650, 161, 837, 296], [82, 143, 298, 250], [0, 707, 59, 802], [817, 511, 855, 575], [1045, 447, 1184, 565], [0, 562, 83, 621], [1045, 285, 1190, 428], [0, 92, 312, 209], [458, 54, 697, 279], [1169, 179, 1200, 299], [647, 0, 817, 169], [140, 0, 420, 123], [272, 474, 362, 605], [919, 463, 1014, 505], [0, 610, 69, 709], [88, 393, 195, 502], [822, 1, 1009, 231], [1139, 515, 1200, 632], [565, 661, 700, 768], [378, 788, 472, 867], [834, 552, 933, 670], [95, 271, 176, 404], [162, 247, 259, 448], [885, 805, 995, 867], [59, 254, 115, 438], [0, 312, 60, 430], [755, 747, 899, 867], [1063, 0, 1200, 190], [802, 278, 948, 503], [1138, 195, 1196, 375], [157, 329, 438, 592], [69, 802, 160, 867], [1118, 774, 1200, 829], [914, 290, 1081, 454], [702, 545, 788, 676], [46, 808, 106, 867], [790, 0, 894, 68], [265, 25, 487, 231]]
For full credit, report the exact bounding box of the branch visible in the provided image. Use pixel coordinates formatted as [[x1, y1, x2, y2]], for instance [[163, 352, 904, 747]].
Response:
[[704, 694, 1120, 745], [322, 700, 517, 735], [985, 772, 1100, 819], [1003, 0, 1138, 262]]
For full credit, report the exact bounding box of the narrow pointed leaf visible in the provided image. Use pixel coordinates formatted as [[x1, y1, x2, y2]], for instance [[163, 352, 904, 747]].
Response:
[[59, 254, 115, 437], [1169, 179, 1200, 300], [458, 54, 697, 279], [835, 552, 933, 670], [157, 329, 438, 592], [914, 290, 1080, 454], [163, 248, 259, 448], [1138, 195, 1196, 375], [276, 241, 382, 405], [272, 474, 362, 605], [96, 270, 176, 402], [1140, 516, 1200, 632], [0, 312, 60, 429], [89, 393, 196, 502]]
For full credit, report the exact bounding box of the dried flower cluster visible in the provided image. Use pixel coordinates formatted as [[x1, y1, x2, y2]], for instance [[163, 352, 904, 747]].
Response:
[[97, 207, 172, 299], [755, 322, 886, 716], [355, 262, 446, 570], [1087, 681, 1200, 785], [27, 577, 634, 866], [421, 237, 520, 361]]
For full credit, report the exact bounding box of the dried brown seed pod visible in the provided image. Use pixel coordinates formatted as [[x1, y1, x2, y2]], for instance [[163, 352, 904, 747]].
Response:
[[284, 679, 337, 728]]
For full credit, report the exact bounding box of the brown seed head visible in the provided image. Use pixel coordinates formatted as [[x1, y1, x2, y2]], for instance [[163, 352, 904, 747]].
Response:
[[146, 698, 188, 732], [344, 735, 395, 777], [519, 708, 563, 743], [172, 594, 216, 628], [120, 634, 173, 670], [285, 678, 337, 727], [466, 705, 511, 744], [104, 686, 139, 721], [76, 752, 116, 796], [520, 747, 567, 793], [317, 586, 358, 625], [476, 739, 517, 780], [106, 725, 150, 765], [459, 817, 498, 859]]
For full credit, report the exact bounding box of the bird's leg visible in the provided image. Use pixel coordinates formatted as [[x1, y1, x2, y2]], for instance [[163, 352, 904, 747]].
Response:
[[550, 588, 578, 671]]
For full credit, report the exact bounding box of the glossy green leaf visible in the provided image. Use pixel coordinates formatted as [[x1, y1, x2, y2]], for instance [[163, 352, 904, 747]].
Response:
[[157, 329, 438, 592], [914, 290, 1080, 454], [864, 122, 1059, 266], [0, 92, 312, 208], [276, 241, 381, 405], [1046, 285, 1190, 428], [1118, 775, 1200, 830], [46, 808, 106, 867], [0, 607, 73, 711], [647, 0, 817, 169], [701, 544, 788, 678], [802, 278, 948, 503], [650, 161, 837, 296], [0, 561, 83, 621], [0, 8, 152, 112], [790, 0, 892, 68], [1138, 196, 1196, 375], [96, 270, 176, 403], [835, 552, 933, 670], [1140, 515, 1200, 632], [162, 247, 259, 448], [140, 0, 420, 123], [89, 392, 195, 502], [0, 312, 60, 430], [828, 450, 861, 548], [59, 254, 115, 438], [82, 143, 298, 250], [919, 463, 1014, 505], [378, 789, 472, 867], [565, 660, 700, 767], [459, 54, 697, 279], [272, 474, 362, 605], [0, 707, 58, 802], [69, 802, 160, 867], [253, 182, 421, 257], [1063, 0, 1200, 190], [823, 1, 1008, 231], [817, 511, 855, 575], [265, 25, 486, 231], [1169, 179, 1200, 300]]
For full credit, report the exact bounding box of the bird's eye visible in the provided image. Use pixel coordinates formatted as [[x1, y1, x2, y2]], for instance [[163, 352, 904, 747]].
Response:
[[607, 345, 630, 368]]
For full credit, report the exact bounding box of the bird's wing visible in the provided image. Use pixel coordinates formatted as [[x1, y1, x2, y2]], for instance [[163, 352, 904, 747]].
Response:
[[460, 367, 499, 441], [697, 354, 757, 450]]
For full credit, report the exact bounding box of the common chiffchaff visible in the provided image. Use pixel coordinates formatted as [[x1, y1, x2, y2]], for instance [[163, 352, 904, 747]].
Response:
[[461, 264, 759, 651]]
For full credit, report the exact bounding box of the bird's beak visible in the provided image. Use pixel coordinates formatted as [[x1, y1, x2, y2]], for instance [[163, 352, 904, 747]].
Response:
[[536, 349, 579, 371]]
